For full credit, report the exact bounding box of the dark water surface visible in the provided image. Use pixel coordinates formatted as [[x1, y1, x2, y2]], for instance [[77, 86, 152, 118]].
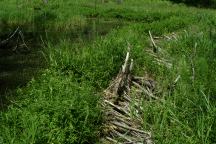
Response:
[[0, 18, 123, 108]]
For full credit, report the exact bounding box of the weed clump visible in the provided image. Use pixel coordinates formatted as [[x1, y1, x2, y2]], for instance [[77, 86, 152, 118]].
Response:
[[0, 0, 216, 144], [0, 70, 102, 143]]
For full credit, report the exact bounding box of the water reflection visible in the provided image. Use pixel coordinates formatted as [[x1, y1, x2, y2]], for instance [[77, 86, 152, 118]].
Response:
[[0, 18, 123, 108]]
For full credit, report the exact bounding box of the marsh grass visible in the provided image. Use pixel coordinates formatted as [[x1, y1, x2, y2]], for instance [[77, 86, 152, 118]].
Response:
[[0, 0, 216, 143], [140, 29, 216, 143]]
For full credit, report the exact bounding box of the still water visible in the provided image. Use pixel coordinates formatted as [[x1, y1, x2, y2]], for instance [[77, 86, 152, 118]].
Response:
[[0, 18, 123, 108]]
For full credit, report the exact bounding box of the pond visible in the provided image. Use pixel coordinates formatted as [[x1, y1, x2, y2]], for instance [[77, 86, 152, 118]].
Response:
[[0, 18, 123, 108]]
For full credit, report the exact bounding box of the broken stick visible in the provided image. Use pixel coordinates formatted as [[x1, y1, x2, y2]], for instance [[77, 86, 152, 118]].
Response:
[[149, 30, 158, 53]]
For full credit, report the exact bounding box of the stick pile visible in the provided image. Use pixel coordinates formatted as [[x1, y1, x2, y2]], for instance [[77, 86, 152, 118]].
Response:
[[101, 31, 180, 143], [101, 46, 155, 144]]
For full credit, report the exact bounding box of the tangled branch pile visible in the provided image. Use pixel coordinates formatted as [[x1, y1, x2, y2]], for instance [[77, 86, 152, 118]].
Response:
[[101, 45, 156, 144], [100, 31, 181, 143]]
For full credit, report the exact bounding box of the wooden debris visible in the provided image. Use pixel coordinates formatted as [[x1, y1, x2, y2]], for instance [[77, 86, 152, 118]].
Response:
[[173, 75, 181, 86], [164, 32, 178, 40], [149, 31, 158, 53], [0, 27, 29, 53], [102, 46, 155, 144], [168, 75, 181, 95], [102, 31, 180, 143], [132, 81, 158, 100]]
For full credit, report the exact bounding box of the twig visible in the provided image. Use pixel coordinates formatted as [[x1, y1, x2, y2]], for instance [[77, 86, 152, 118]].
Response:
[[122, 52, 130, 73], [106, 136, 122, 144], [112, 129, 133, 142], [164, 35, 172, 40], [111, 121, 151, 135], [149, 31, 158, 53], [153, 36, 162, 39], [129, 59, 133, 72], [114, 116, 133, 127], [125, 141, 144, 144], [104, 100, 130, 116], [171, 32, 178, 40], [132, 77, 156, 89], [107, 108, 130, 120], [154, 58, 172, 69], [173, 75, 181, 86], [123, 93, 131, 102], [132, 81, 158, 100]]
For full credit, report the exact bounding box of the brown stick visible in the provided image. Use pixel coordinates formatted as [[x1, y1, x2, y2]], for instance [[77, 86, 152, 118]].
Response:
[[149, 31, 158, 53], [122, 52, 130, 73], [173, 75, 181, 86], [132, 81, 158, 100], [111, 121, 151, 135], [129, 59, 134, 72], [112, 129, 133, 142], [104, 100, 130, 116], [106, 136, 122, 144]]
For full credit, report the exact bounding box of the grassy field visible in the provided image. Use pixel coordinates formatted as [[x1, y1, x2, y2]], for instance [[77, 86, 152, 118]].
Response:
[[0, 0, 216, 143]]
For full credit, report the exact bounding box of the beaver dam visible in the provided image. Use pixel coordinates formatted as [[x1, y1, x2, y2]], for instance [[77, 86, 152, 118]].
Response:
[[1, 1, 216, 143]]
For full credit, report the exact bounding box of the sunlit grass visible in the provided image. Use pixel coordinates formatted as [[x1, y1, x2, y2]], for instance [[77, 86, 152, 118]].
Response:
[[0, 0, 216, 143]]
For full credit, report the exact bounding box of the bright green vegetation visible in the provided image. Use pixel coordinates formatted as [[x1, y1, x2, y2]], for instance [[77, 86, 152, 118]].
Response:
[[0, 0, 216, 143]]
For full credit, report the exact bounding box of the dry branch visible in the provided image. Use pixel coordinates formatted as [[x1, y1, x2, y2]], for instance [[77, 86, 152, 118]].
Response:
[[104, 100, 130, 116], [111, 121, 150, 135], [106, 136, 122, 144], [149, 31, 158, 53]]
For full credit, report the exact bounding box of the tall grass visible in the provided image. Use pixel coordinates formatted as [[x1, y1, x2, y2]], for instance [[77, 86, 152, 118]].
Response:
[[0, 0, 216, 143], [0, 72, 102, 143], [139, 27, 216, 143]]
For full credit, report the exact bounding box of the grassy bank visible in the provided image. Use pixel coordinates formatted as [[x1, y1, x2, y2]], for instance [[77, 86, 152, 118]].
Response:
[[1, 0, 216, 143]]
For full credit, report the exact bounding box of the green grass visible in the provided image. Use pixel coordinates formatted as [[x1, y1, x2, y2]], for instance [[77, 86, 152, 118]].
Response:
[[0, 71, 102, 143], [139, 27, 216, 143], [0, 0, 216, 143]]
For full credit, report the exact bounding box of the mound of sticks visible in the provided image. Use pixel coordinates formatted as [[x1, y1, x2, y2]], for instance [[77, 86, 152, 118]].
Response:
[[101, 46, 156, 144], [101, 31, 181, 143]]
